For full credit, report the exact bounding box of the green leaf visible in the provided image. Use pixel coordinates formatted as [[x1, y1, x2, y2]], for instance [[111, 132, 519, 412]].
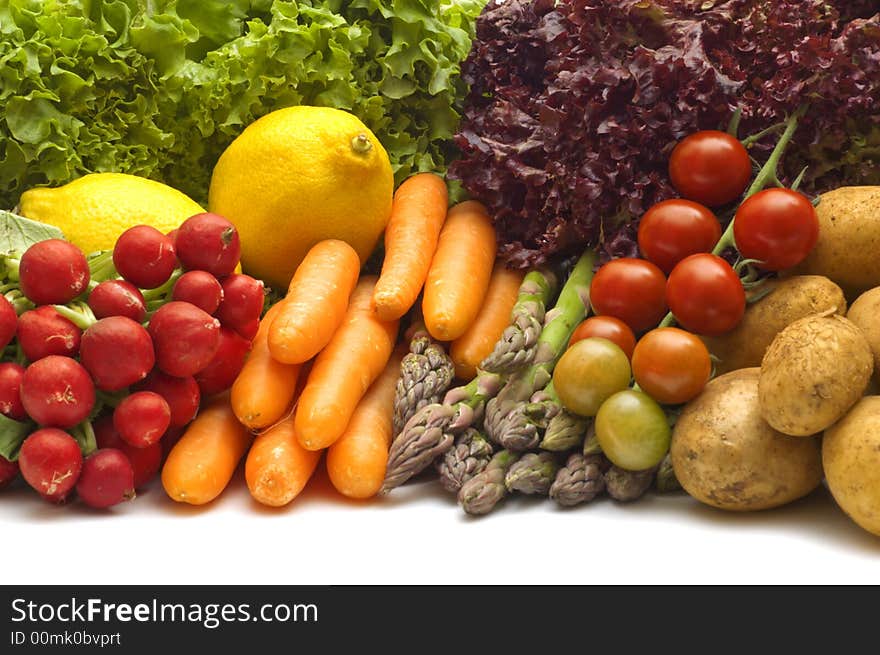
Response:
[[0, 414, 33, 462], [0, 210, 64, 255]]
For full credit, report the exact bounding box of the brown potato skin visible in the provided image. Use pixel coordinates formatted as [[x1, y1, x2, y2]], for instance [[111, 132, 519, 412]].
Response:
[[846, 287, 880, 377], [671, 368, 822, 511], [758, 314, 873, 436], [823, 397, 880, 537], [795, 186, 880, 299], [702, 276, 846, 375]]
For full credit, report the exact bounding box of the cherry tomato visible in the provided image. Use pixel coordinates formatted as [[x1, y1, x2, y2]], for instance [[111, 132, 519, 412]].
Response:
[[554, 338, 632, 417], [632, 328, 711, 405], [666, 253, 745, 336], [568, 316, 637, 359], [732, 188, 819, 271], [638, 199, 721, 273], [590, 258, 667, 333], [669, 130, 751, 207]]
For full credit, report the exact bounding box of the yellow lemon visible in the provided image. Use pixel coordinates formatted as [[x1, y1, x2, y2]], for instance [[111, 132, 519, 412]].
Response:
[[208, 106, 393, 290], [18, 173, 204, 255]]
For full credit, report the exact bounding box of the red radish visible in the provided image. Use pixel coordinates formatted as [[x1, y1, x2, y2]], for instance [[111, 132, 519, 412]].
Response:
[[93, 415, 162, 488], [113, 391, 171, 448], [76, 448, 135, 508], [172, 270, 224, 314], [88, 280, 147, 322], [18, 428, 83, 502], [166, 228, 179, 244], [0, 456, 18, 489], [19, 239, 90, 305], [0, 362, 26, 420], [134, 370, 200, 428], [161, 425, 185, 458], [215, 274, 264, 334], [194, 327, 252, 396], [112, 225, 178, 289], [237, 318, 260, 341], [148, 301, 220, 377], [17, 306, 82, 360], [175, 213, 241, 276], [20, 356, 95, 428], [0, 295, 17, 350], [79, 316, 155, 391]]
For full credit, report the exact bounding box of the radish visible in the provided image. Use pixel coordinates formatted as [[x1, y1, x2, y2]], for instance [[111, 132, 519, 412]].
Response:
[[76, 448, 135, 508], [79, 316, 155, 391], [0, 362, 26, 420], [161, 425, 185, 458], [113, 225, 178, 289], [17, 306, 82, 360], [134, 370, 200, 428], [18, 428, 83, 502], [88, 279, 147, 322], [237, 318, 260, 341], [175, 213, 241, 276], [19, 239, 89, 305], [20, 356, 95, 428], [194, 327, 252, 396], [0, 456, 18, 489], [0, 295, 17, 350], [215, 274, 264, 335], [172, 270, 224, 314], [148, 301, 220, 377], [113, 391, 171, 449], [93, 414, 162, 488]]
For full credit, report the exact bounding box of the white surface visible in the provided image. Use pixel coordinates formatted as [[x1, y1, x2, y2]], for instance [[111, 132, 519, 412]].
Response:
[[3, 466, 878, 585]]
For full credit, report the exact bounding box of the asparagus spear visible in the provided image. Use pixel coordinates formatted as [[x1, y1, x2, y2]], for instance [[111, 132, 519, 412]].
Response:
[[536, 382, 589, 452], [381, 370, 504, 493], [505, 452, 559, 495], [436, 428, 494, 493], [655, 452, 682, 493], [605, 465, 656, 502], [458, 450, 519, 516], [485, 250, 596, 450], [480, 267, 559, 374], [549, 453, 608, 507], [392, 329, 455, 437]]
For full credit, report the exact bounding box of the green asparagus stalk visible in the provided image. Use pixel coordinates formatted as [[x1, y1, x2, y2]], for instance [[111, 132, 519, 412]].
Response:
[[655, 452, 682, 493], [534, 381, 589, 452], [381, 370, 504, 493], [549, 453, 607, 507], [605, 466, 656, 502], [436, 428, 494, 494], [480, 267, 559, 374], [485, 249, 596, 450], [392, 330, 455, 437], [505, 452, 558, 495], [458, 450, 519, 516]]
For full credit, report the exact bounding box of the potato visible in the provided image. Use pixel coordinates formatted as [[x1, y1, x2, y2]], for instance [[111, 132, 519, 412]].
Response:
[[846, 287, 880, 375], [758, 314, 873, 436], [702, 275, 845, 375], [823, 397, 880, 537], [670, 368, 822, 511], [795, 186, 880, 298]]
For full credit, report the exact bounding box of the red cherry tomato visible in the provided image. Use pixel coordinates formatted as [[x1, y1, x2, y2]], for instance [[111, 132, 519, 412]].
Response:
[[733, 188, 819, 271], [669, 130, 752, 207], [666, 253, 745, 336], [632, 327, 712, 405], [590, 258, 668, 334], [569, 316, 637, 360], [638, 199, 722, 273]]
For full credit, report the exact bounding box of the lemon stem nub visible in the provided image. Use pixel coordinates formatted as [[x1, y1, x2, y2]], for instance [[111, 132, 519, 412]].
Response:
[[351, 133, 372, 154]]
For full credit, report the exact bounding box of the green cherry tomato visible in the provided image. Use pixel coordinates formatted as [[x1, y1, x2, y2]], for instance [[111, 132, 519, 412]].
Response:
[[595, 389, 671, 470], [553, 337, 631, 417]]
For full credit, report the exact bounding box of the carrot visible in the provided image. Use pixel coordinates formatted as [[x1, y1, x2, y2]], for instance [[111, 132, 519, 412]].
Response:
[[231, 302, 302, 430], [268, 239, 361, 364], [372, 173, 448, 321], [422, 200, 497, 341], [450, 263, 525, 380], [162, 396, 252, 505], [245, 415, 322, 507], [294, 276, 399, 451], [326, 345, 407, 499]]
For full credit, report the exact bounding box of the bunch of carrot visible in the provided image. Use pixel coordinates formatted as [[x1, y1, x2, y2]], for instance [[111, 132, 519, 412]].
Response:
[[161, 172, 527, 507]]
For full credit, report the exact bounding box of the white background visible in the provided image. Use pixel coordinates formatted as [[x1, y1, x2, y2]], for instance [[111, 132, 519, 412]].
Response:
[[3, 464, 878, 585]]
